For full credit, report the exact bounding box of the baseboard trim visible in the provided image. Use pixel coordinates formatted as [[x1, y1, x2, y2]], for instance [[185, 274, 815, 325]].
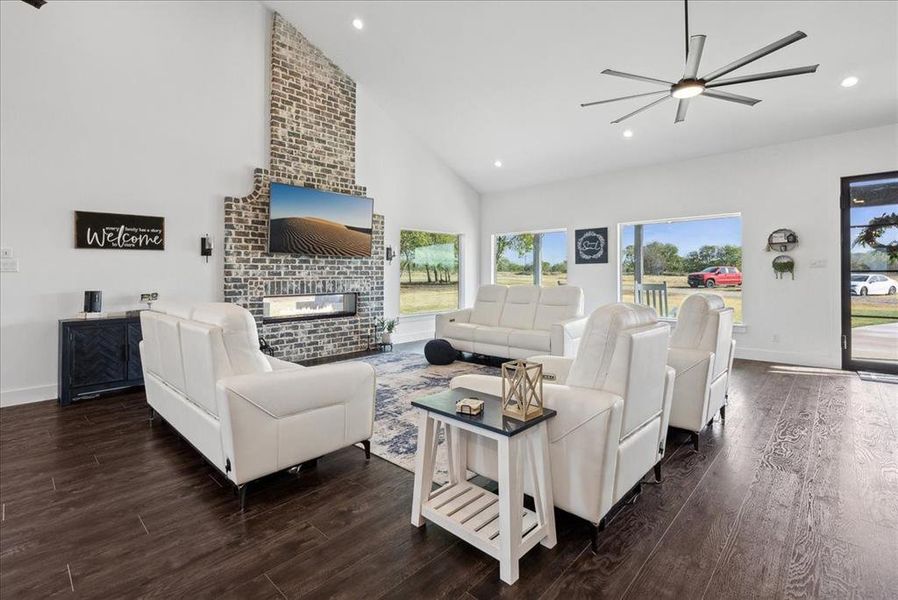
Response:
[[735, 346, 839, 369], [1, 384, 57, 408]]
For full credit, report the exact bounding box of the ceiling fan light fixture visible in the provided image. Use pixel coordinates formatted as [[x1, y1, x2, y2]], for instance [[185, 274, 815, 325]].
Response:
[[671, 80, 705, 99]]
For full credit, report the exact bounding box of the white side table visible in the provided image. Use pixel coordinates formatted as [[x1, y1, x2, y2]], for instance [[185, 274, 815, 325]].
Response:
[[410, 387, 557, 585]]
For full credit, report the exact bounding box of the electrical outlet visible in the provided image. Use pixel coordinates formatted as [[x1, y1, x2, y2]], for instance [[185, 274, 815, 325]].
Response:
[[0, 248, 12, 258], [0, 257, 19, 273]]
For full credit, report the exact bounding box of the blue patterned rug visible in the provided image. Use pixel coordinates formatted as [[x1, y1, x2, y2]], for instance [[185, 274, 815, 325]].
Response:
[[347, 351, 499, 481]]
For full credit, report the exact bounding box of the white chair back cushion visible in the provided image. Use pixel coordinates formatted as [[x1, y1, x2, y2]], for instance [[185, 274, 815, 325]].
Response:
[[141, 302, 271, 417], [567, 303, 657, 390], [533, 286, 584, 331], [191, 303, 272, 376], [498, 285, 540, 329], [470, 285, 508, 326], [670, 293, 734, 379]]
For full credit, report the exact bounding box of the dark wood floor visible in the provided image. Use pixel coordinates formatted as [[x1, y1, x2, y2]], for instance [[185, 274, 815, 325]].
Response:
[[1, 359, 896, 599]]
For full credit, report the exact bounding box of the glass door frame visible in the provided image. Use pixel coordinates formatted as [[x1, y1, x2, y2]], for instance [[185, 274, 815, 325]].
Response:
[[840, 170, 898, 374]]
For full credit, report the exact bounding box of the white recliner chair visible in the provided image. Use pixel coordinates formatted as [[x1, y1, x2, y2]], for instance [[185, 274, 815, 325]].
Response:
[[139, 301, 376, 507], [449, 303, 675, 551], [667, 293, 736, 451]]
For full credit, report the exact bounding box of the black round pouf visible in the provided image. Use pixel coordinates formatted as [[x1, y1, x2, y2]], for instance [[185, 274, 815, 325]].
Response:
[[425, 339, 459, 365]]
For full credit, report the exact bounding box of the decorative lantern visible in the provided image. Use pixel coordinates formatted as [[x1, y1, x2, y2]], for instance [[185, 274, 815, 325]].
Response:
[[501, 360, 544, 421]]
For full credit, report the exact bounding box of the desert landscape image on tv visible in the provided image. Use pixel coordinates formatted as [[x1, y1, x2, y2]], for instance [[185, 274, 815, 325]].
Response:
[[269, 183, 373, 257]]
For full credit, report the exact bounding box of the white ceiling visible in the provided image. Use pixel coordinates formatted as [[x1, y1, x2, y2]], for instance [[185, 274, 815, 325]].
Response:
[[266, 1, 898, 193]]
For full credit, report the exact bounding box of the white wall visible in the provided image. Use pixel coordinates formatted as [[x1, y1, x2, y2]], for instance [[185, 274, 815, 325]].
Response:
[[481, 125, 898, 369], [356, 87, 481, 343], [0, 1, 270, 406], [0, 2, 481, 406]]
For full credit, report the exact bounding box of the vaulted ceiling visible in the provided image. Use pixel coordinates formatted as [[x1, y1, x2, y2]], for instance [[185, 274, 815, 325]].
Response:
[[267, 1, 898, 193]]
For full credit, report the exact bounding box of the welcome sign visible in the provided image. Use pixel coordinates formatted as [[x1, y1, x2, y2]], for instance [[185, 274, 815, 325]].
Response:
[[75, 211, 165, 251]]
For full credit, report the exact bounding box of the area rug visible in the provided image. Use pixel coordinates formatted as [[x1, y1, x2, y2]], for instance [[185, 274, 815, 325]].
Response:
[[347, 351, 499, 482]]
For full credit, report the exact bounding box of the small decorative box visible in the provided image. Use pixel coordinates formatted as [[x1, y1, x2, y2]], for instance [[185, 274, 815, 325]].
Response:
[[456, 397, 484, 416]]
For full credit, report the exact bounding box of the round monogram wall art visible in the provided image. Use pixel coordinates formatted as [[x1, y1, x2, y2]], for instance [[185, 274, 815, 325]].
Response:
[[575, 227, 608, 264]]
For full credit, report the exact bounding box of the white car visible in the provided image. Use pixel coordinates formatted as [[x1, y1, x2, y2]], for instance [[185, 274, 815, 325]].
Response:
[[850, 273, 898, 296]]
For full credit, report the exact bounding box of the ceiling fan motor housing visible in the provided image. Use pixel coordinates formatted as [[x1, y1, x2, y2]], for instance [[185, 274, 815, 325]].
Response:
[[671, 79, 706, 98]]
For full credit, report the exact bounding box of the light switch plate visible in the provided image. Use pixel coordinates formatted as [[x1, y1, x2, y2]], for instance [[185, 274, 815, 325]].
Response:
[[0, 248, 12, 258], [809, 259, 827, 269], [0, 258, 19, 272]]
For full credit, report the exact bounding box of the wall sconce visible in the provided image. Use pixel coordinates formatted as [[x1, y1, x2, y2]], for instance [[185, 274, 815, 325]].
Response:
[[200, 234, 214, 263], [385, 246, 395, 263]]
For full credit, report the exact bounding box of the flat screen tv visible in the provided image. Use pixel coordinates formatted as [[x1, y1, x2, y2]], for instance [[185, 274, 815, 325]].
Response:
[[268, 182, 373, 257]]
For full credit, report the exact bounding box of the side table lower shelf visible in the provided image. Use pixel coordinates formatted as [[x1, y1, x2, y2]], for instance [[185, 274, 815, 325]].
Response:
[[423, 481, 542, 559]]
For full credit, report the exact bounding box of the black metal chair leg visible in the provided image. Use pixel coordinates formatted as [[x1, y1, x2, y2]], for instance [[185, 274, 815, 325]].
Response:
[[148, 406, 155, 422], [654, 462, 662, 483], [362, 440, 371, 460], [238, 484, 248, 511], [720, 404, 726, 421], [591, 517, 607, 554], [691, 432, 700, 452]]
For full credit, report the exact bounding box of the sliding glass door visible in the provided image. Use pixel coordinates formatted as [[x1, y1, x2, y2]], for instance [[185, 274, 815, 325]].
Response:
[[841, 172, 898, 373]]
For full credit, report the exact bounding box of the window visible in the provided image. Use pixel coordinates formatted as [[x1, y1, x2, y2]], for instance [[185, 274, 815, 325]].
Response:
[[620, 215, 742, 323], [494, 230, 567, 287], [399, 230, 460, 315]]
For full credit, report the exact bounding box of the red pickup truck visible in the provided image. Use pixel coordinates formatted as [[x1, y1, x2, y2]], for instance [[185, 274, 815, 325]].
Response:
[[687, 266, 742, 288]]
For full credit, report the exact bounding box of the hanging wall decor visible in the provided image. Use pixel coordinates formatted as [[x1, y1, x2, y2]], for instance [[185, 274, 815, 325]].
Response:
[[772, 255, 795, 279], [575, 227, 608, 264], [75, 211, 165, 250], [766, 228, 798, 252]]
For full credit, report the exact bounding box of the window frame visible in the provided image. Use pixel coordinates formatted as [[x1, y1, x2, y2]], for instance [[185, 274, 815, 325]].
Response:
[[616, 212, 744, 325], [398, 228, 464, 317], [491, 227, 568, 287]]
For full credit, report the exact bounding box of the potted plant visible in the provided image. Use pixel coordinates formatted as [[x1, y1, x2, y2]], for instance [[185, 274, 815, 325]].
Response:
[[377, 317, 398, 345]]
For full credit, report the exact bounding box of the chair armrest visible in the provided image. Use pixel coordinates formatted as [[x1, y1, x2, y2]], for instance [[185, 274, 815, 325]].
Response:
[[658, 366, 675, 458], [435, 308, 472, 338], [527, 355, 574, 385], [266, 355, 303, 371], [217, 362, 375, 419], [550, 316, 589, 357]]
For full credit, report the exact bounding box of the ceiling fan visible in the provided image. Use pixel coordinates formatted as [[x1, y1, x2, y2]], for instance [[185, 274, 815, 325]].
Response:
[[581, 0, 819, 124]]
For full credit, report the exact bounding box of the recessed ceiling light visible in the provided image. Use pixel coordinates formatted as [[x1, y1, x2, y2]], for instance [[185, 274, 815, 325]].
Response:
[[493, 160, 503, 168], [352, 18, 364, 30], [622, 129, 634, 138], [841, 76, 859, 88]]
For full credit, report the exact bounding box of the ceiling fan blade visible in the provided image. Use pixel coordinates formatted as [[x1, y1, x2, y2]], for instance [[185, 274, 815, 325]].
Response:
[[705, 65, 819, 88], [675, 99, 690, 123], [702, 89, 761, 106], [683, 35, 706, 79], [611, 95, 672, 124], [601, 69, 674, 87], [581, 90, 669, 108], [702, 31, 807, 83]]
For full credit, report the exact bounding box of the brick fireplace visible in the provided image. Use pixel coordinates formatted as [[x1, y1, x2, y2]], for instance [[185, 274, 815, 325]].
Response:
[[223, 14, 384, 362]]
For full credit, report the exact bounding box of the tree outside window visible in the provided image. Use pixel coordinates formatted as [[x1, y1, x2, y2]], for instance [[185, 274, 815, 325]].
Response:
[[494, 230, 567, 287], [399, 230, 460, 315]]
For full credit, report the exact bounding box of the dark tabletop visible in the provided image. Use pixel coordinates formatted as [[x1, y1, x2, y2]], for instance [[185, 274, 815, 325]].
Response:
[[411, 387, 556, 437]]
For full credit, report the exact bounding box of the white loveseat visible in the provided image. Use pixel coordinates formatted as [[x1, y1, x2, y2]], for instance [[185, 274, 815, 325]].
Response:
[[449, 303, 675, 551], [435, 284, 586, 359], [667, 293, 736, 450], [139, 301, 375, 507]]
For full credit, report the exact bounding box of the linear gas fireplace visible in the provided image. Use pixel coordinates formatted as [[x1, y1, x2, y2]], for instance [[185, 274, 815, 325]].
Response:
[[262, 293, 358, 323]]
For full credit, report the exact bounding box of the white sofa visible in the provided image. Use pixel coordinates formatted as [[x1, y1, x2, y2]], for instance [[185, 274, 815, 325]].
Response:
[[139, 301, 375, 507], [435, 284, 586, 359], [449, 303, 675, 551], [667, 293, 736, 450]]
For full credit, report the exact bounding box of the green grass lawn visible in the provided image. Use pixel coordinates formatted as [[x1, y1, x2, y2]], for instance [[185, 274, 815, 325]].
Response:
[[621, 274, 743, 323], [850, 294, 898, 328]]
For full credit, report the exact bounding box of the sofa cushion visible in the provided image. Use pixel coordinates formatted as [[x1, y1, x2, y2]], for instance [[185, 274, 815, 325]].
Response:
[[533, 286, 584, 331], [442, 322, 479, 341], [474, 326, 513, 346], [469, 285, 508, 326], [498, 285, 540, 329], [191, 303, 272, 376], [508, 328, 551, 352]]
